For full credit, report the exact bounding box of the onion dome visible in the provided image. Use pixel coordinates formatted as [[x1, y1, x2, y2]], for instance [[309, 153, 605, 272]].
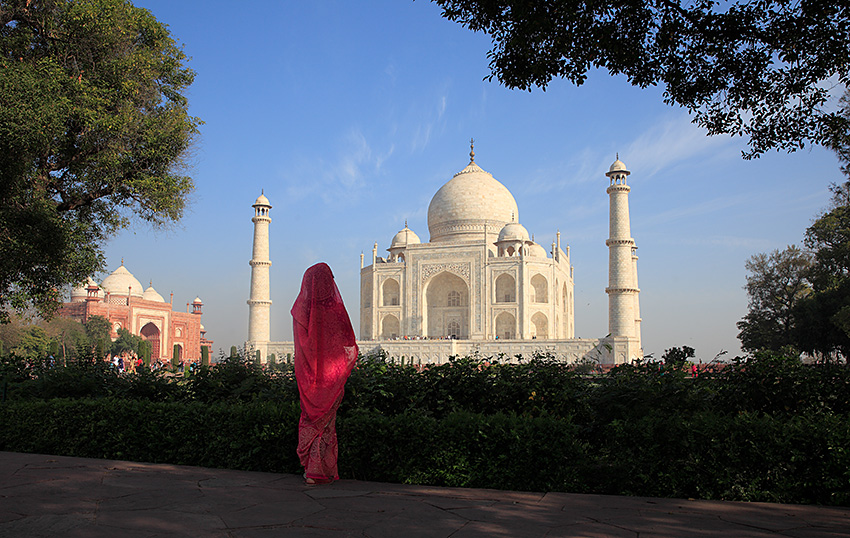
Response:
[[142, 282, 165, 302], [70, 277, 102, 302], [529, 243, 549, 258], [101, 262, 144, 298], [427, 144, 519, 243], [253, 192, 271, 207], [606, 155, 630, 180], [609, 159, 628, 173], [390, 222, 421, 248], [497, 222, 530, 243], [193, 297, 203, 304]]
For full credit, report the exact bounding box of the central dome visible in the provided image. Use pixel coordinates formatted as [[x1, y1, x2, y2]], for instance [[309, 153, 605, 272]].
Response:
[[101, 263, 144, 298], [427, 160, 519, 243]]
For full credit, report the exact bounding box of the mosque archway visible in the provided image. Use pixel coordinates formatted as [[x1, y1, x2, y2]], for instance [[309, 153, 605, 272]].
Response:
[[495, 273, 516, 303], [381, 314, 400, 339], [140, 322, 160, 359], [423, 272, 469, 339], [495, 312, 516, 339]]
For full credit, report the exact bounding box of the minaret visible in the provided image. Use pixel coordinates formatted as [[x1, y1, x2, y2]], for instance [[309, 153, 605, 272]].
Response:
[[247, 192, 272, 351], [605, 157, 641, 360]]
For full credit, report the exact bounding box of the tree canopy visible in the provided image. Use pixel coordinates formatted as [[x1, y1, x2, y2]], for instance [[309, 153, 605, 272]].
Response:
[[738, 182, 850, 361], [433, 0, 850, 158], [793, 181, 850, 360], [0, 0, 200, 322], [737, 246, 812, 353]]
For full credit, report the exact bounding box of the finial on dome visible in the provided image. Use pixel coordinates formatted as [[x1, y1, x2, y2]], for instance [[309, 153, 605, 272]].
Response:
[[469, 138, 475, 163], [616, 152, 619, 161], [404, 219, 408, 228], [120, 258, 124, 266]]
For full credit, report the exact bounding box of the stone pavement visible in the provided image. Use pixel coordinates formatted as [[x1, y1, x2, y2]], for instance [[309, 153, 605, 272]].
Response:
[[1, 452, 848, 537]]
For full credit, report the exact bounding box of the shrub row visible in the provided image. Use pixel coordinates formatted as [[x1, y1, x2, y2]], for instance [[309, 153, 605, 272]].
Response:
[[5, 352, 850, 419], [1, 398, 848, 505], [0, 398, 302, 473]]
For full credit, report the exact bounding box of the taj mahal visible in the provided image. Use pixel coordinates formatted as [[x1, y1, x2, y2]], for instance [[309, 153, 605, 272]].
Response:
[[248, 144, 642, 365]]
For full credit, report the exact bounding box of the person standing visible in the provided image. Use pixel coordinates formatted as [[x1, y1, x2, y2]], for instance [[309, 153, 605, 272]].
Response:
[[291, 263, 358, 485]]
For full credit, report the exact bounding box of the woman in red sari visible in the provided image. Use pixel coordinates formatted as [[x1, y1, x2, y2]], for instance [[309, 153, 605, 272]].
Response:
[[291, 263, 358, 485]]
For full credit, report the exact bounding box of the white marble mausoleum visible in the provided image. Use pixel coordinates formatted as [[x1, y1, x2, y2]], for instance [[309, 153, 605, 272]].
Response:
[[248, 144, 642, 365]]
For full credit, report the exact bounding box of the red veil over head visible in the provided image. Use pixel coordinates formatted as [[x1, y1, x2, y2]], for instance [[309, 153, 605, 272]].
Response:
[[291, 263, 358, 421]]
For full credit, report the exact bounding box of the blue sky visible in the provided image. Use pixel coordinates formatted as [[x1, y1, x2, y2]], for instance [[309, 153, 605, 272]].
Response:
[[101, 0, 845, 361]]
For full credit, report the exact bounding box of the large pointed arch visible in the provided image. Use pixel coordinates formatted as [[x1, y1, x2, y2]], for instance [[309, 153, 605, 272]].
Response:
[[423, 271, 469, 339], [140, 322, 161, 359], [531, 312, 548, 339], [495, 273, 516, 303], [382, 278, 400, 306], [381, 314, 400, 339], [495, 312, 516, 339], [531, 274, 548, 303]]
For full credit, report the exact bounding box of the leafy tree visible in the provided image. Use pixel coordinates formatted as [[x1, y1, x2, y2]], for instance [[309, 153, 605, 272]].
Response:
[[111, 327, 141, 357], [84, 315, 111, 357], [138, 339, 152, 367], [41, 316, 87, 364], [0, 0, 201, 323], [805, 182, 850, 290], [10, 326, 51, 361], [432, 0, 850, 158], [793, 181, 850, 361], [661, 346, 694, 367], [737, 246, 812, 353]]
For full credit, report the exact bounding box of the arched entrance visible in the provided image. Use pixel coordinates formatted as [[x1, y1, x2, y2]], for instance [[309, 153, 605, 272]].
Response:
[[382, 278, 400, 306], [495, 312, 516, 339], [495, 273, 516, 303], [531, 312, 549, 339], [381, 314, 400, 339], [423, 272, 469, 339], [140, 322, 160, 359]]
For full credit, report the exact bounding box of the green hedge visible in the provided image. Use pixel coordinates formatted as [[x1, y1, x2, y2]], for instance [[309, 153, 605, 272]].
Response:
[[2, 399, 848, 505], [0, 399, 302, 473]]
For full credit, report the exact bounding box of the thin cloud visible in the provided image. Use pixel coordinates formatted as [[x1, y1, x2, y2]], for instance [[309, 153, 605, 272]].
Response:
[[410, 89, 451, 153], [623, 117, 734, 179], [523, 115, 736, 194], [641, 192, 751, 227], [281, 129, 383, 203]]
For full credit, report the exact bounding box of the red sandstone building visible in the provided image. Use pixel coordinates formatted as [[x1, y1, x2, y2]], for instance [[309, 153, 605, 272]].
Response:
[[58, 262, 213, 362]]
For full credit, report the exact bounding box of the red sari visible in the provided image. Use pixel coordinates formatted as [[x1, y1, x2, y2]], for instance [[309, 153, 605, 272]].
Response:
[[291, 263, 358, 482]]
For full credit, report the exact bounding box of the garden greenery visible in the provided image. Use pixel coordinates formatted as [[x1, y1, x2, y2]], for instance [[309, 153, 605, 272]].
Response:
[[1, 350, 848, 506]]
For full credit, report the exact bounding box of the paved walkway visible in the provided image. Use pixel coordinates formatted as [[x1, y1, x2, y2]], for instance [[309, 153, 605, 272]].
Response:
[[1, 452, 848, 537]]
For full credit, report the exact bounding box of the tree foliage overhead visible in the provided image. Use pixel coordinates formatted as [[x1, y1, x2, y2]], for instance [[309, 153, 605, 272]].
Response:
[[0, 0, 200, 322], [432, 0, 850, 158]]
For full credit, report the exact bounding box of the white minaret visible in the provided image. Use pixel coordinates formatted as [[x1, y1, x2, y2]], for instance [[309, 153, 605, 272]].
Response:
[[605, 157, 641, 361], [247, 192, 272, 352]]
